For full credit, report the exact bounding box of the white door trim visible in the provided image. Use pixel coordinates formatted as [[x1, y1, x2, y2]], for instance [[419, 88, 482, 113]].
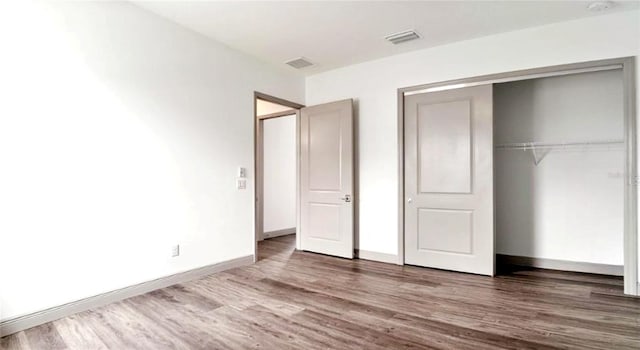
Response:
[[254, 92, 304, 261], [397, 57, 638, 295]]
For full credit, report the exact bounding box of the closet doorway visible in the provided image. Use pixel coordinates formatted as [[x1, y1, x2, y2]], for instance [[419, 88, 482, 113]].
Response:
[[398, 57, 638, 295], [493, 70, 625, 277]]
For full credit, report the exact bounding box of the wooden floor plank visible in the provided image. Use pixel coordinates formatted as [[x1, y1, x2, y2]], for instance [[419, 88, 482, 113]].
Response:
[[2, 234, 639, 349], [23, 323, 66, 350], [51, 316, 108, 350]]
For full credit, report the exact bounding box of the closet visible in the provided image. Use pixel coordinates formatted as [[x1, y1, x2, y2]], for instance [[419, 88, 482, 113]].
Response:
[[403, 62, 628, 281], [494, 69, 624, 275]]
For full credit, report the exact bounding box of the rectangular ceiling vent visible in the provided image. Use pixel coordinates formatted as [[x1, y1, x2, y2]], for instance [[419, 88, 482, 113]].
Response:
[[385, 30, 421, 45], [285, 57, 314, 69]]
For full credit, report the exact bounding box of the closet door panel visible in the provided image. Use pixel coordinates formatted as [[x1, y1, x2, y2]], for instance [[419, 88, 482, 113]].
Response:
[[405, 84, 494, 276]]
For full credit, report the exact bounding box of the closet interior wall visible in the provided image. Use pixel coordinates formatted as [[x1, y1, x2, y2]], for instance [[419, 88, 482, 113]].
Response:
[[494, 69, 625, 269], [262, 115, 297, 237]]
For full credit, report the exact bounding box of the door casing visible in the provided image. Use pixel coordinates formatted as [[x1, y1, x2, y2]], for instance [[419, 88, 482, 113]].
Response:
[[254, 92, 304, 262], [397, 57, 638, 295]]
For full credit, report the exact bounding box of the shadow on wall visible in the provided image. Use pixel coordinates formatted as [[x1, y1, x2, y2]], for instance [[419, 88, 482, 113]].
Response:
[[494, 80, 537, 262]]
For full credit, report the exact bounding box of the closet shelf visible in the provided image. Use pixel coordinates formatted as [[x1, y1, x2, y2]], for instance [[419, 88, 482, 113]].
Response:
[[494, 140, 624, 166], [495, 140, 624, 150]]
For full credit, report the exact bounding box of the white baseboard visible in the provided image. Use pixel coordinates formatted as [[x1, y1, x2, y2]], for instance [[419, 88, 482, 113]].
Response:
[[355, 249, 398, 264], [497, 254, 623, 276], [262, 228, 295, 240], [0, 255, 254, 337]]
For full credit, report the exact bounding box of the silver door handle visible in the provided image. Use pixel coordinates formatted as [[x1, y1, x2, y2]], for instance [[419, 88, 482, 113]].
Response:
[[407, 198, 412, 203], [340, 194, 351, 202]]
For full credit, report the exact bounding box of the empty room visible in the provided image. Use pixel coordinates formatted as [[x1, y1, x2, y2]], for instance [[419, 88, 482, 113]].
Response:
[[1, 1, 639, 349]]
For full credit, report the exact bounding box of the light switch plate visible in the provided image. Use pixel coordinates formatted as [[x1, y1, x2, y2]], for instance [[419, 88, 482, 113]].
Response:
[[238, 167, 247, 178], [237, 178, 247, 190]]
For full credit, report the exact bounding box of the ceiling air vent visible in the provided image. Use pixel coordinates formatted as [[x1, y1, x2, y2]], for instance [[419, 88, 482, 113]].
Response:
[[385, 30, 421, 45], [285, 57, 314, 69]]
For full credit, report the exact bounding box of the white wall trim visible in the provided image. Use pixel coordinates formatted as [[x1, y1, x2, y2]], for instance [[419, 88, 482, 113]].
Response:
[[262, 228, 296, 240], [497, 254, 624, 276], [355, 249, 398, 264], [0, 255, 253, 337]]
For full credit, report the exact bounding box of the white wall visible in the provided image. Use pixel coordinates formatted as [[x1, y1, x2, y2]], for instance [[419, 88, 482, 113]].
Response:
[[262, 116, 297, 234], [306, 10, 640, 263], [0, 1, 303, 321], [495, 70, 624, 265]]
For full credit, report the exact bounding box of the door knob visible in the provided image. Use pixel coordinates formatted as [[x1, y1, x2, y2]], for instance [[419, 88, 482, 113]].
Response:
[[407, 198, 412, 203], [340, 194, 351, 202]]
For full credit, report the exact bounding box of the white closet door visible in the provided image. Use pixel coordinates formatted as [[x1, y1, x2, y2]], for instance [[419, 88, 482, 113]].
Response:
[[404, 85, 494, 276]]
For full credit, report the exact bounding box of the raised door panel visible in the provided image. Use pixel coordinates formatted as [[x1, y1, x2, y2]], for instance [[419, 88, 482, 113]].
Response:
[[418, 100, 472, 194], [309, 112, 342, 191], [418, 208, 473, 254]]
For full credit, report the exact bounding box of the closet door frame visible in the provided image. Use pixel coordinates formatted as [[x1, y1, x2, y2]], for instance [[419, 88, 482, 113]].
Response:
[[396, 57, 638, 296]]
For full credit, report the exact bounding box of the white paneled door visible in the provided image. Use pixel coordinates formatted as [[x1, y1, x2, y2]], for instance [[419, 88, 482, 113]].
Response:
[[404, 85, 494, 275], [300, 99, 354, 258]]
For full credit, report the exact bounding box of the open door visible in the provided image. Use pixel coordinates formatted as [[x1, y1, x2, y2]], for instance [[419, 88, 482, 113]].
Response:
[[404, 85, 494, 275], [300, 99, 354, 258]]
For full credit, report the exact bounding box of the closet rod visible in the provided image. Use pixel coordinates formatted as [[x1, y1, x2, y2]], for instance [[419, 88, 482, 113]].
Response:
[[495, 140, 624, 150]]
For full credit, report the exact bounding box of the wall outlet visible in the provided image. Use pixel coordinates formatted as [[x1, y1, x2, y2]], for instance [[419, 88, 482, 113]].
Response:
[[237, 178, 247, 190], [171, 244, 180, 257]]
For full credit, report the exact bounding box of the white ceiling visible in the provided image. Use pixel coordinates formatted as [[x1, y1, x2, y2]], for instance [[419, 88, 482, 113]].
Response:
[[133, 1, 639, 76]]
